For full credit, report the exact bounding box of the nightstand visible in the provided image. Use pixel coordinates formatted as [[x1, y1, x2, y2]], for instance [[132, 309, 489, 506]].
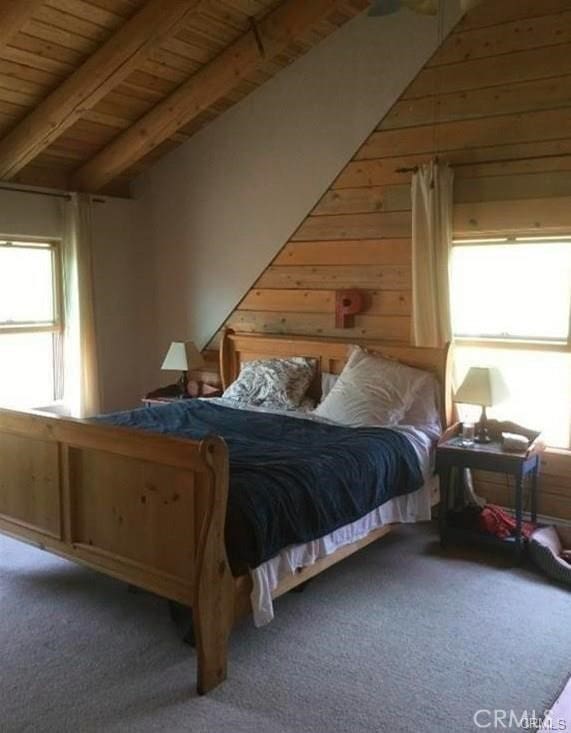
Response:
[[436, 422, 544, 561], [142, 395, 191, 407], [143, 383, 222, 407]]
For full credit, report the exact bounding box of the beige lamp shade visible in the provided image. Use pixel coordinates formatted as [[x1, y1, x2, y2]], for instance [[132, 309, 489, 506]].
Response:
[[161, 341, 204, 372], [455, 366, 509, 407]]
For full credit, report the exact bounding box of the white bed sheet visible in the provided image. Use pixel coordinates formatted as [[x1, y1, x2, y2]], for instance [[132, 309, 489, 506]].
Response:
[[204, 397, 440, 626], [250, 477, 437, 625]]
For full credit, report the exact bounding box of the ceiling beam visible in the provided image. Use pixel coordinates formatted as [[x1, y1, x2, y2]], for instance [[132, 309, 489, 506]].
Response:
[[72, 0, 357, 193], [0, 0, 45, 49], [0, 0, 204, 181]]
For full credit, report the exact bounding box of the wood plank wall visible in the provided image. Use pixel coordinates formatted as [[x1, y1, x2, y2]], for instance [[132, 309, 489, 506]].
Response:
[[215, 0, 571, 520]]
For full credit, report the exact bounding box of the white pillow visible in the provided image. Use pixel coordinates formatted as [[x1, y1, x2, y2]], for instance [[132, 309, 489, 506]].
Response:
[[400, 373, 441, 431], [320, 372, 339, 401], [314, 346, 430, 427]]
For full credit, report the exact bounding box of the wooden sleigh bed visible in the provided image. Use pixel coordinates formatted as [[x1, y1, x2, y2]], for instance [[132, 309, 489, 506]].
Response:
[[0, 330, 452, 694]]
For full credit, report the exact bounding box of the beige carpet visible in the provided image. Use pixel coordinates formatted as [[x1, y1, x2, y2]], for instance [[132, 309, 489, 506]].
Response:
[[1, 524, 569, 733]]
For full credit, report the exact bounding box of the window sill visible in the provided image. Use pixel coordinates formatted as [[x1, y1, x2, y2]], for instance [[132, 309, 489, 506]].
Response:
[[454, 337, 571, 354], [32, 401, 72, 417], [546, 447, 571, 457]]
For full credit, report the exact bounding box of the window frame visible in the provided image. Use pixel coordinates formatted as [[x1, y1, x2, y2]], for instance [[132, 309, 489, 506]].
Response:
[[0, 237, 64, 402], [451, 235, 571, 354]]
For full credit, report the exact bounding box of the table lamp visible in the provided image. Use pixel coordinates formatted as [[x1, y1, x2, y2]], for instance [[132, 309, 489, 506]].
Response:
[[161, 341, 204, 397], [454, 366, 509, 443]]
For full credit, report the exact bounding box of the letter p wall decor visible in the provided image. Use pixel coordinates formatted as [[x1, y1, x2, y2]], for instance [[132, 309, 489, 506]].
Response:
[[335, 290, 366, 329]]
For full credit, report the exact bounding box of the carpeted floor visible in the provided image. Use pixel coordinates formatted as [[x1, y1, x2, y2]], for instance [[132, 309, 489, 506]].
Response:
[[1, 524, 569, 733]]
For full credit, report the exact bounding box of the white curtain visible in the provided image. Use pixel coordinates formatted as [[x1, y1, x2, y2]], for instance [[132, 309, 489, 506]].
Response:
[[62, 193, 101, 418], [411, 160, 454, 348]]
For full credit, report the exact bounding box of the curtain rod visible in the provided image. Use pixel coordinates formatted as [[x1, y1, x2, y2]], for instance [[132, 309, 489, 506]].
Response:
[[396, 151, 568, 175], [0, 183, 106, 203], [396, 156, 441, 174]]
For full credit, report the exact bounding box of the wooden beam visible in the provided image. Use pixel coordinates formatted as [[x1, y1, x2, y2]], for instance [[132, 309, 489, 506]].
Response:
[[72, 0, 357, 192], [0, 0, 204, 180], [0, 1, 44, 50]]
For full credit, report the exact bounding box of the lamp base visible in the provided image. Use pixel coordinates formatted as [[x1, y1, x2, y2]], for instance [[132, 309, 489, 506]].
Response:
[[177, 370, 188, 397], [474, 404, 491, 443], [474, 431, 491, 444]]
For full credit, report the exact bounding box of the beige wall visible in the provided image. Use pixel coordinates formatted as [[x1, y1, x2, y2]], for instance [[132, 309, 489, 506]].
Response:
[[0, 189, 62, 240], [134, 3, 463, 376], [90, 197, 154, 410]]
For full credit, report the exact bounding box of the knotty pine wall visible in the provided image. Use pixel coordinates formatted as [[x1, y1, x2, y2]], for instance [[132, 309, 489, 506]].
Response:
[[217, 0, 571, 520]]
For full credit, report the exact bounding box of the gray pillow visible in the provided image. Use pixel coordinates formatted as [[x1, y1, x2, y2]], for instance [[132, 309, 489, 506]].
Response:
[[223, 357, 316, 410]]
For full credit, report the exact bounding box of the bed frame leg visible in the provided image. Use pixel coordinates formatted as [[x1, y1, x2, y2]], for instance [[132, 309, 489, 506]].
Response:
[[193, 437, 234, 695], [168, 600, 196, 647], [291, 578, 312, 593], [192, 593, 231, 695]]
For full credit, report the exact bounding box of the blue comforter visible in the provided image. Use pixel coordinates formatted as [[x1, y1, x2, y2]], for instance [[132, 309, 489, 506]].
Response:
[[94, 400, 423, 570]]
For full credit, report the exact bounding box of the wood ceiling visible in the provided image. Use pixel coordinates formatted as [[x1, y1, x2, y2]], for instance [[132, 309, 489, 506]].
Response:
[[0, 0, 369, 197]]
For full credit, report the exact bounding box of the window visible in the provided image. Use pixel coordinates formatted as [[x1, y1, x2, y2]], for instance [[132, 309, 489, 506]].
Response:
[[451, 237, 571, 450], [0, 240, 63, 409]]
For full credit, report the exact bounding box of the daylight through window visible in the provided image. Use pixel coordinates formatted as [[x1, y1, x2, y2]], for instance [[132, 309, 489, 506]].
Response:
[[0, 240, 63, 409], [451, 237, 571, 449]]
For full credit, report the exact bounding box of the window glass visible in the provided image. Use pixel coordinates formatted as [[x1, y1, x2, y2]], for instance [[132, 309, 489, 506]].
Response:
[[454, 346, 571, 450], [0, 241, 61, 410], [451, 243, 571, 342], [0, 244, 55, 325], [0, 332, 56, 408]]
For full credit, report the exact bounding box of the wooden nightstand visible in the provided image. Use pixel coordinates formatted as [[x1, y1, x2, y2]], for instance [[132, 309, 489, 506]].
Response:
[[142, 395, 191, 407], [436, 422, 544, 561], [143, 383, 222, 407]]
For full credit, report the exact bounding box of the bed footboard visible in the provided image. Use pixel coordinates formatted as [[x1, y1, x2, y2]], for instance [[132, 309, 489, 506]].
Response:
[[0, 408, 234, 694]]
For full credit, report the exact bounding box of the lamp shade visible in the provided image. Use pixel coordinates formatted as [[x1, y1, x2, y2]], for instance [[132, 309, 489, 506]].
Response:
[[454, 367, 509, 407], [161, 341, 204, 372]]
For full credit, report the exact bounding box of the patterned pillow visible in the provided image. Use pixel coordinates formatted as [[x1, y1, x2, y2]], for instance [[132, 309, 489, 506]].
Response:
[[222, 357, 316, 410]]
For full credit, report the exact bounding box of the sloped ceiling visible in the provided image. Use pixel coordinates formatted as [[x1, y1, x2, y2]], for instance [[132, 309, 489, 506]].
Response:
[[0, 0, 369, 196]]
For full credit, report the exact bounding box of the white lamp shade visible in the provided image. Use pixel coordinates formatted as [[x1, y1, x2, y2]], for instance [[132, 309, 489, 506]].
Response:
[[454, 367, 509, 407], [161, 341, 204, 372]]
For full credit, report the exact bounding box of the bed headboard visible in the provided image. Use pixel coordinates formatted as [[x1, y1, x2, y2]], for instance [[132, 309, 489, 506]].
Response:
[[220, 330, 453, 427]]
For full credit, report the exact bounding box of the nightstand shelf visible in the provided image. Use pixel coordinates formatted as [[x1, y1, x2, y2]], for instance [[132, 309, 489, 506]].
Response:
[[436, 421, 545, 562], [443, 522, 522, 555]]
